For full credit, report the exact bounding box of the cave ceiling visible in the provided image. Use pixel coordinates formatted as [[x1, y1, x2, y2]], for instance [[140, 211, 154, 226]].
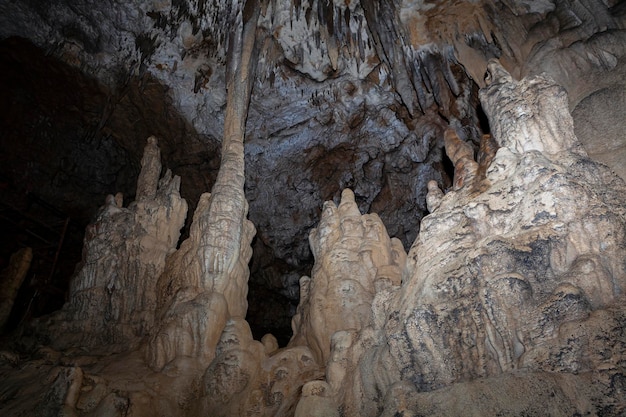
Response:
[[0, 0, 625, 341]]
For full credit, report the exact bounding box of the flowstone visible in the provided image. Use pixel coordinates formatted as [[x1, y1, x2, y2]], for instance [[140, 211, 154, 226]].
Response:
[[291, 61, 626, 416]]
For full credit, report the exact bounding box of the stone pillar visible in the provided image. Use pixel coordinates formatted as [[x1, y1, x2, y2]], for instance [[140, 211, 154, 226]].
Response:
[[0, 247, 32, 330]]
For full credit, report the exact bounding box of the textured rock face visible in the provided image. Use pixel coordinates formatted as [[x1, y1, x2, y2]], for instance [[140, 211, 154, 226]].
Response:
[[0, 0, 478, 333], [147, 0, 258, 370], [322, 62, 626, 416], [289, 188, 406, 364], [1, 62, 626, 416], [198, 318, 322, 417], [45, 137, 187, 351], [2, 0, 626, 340], [0, 247, 32, 330], [1, 1, 626, 417]]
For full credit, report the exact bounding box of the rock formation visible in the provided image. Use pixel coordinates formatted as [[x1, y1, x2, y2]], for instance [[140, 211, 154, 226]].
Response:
[[289, 188, 406, 365], [292, 61, 626, 416], [2, 0, 626, 341], [41, 136, 187, 352], [0, 1, 626, 417], [146, 0, 259, 371]]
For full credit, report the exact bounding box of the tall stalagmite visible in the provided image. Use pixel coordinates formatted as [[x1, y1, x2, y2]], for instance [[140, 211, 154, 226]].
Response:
[[146, 0, 259, 370]]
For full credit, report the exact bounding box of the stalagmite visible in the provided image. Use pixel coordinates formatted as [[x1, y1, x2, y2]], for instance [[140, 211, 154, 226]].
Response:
[[366, 61, 626, 416], [146, 0, 259, 370], [135, 136, 161, 201], [425, 180, 443, 212], [481, 59, 581, 155], [41, 137, 187, 352], [0, 247, 32, 330], [291, 61, 626, 417], [289, 188, 406, 365]]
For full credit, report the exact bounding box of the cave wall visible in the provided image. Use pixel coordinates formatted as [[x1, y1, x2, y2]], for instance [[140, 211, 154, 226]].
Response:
[[2, 0, 625, 340], [0, 1, 625, 416]]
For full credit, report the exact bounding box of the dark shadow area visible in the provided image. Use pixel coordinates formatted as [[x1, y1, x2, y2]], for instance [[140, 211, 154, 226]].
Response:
[[0, 36, 222, 330], [0, 36, 301, 343]]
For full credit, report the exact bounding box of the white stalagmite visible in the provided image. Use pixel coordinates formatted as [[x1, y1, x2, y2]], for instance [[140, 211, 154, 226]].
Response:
[[146, 0, 259, 370]]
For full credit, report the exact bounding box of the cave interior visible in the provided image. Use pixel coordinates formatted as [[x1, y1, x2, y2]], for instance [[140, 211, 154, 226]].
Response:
[[0, 0, 626, 416]]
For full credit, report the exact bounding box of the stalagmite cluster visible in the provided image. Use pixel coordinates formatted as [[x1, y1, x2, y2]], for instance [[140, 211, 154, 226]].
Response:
[[2, 56, 626, 416], [43, 136, 188, 352], [0, 1, 626, 416]]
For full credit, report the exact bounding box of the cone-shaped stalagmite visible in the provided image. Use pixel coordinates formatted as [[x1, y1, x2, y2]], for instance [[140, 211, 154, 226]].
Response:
[[146, 0, 259, 370]]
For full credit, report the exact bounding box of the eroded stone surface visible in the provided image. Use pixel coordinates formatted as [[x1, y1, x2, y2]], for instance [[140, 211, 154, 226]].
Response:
[[289, 188, 406, 365], [147, 1, 258, 371], [368, 63, 626, 415], [0, 2, 625, 417], [41, 137, 187, 352]]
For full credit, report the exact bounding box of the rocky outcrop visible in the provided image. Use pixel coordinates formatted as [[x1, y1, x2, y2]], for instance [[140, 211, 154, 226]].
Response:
[[298, 61, 626, 416], [2, 1, 626, 342], [197, 318, 322, 417], [43, 136, 187, 352], [1, 59, 626, 417]]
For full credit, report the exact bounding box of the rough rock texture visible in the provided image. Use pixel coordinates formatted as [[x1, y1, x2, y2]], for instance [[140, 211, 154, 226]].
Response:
[[146, 0, 258, 370], [1, 60, 626, 416], [289, 188, 406, 365], [295, 62, 626, 417], [0, 0, 479, 336], [2, 0, 625, 340], [42, 137, 187, 352], [0, 1, 626, 416], [197, 318, 322, 417]]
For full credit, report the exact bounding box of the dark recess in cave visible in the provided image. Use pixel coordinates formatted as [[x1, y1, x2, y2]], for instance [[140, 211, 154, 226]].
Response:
[[0, 36, 304, 344]]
